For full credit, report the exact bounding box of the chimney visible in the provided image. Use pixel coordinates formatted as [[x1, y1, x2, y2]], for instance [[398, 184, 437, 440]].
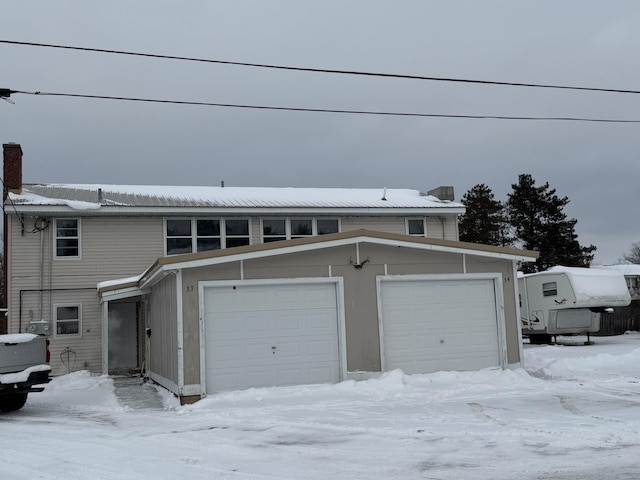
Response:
[[3, 142, 23, 200], [427, 186, 455, 201]]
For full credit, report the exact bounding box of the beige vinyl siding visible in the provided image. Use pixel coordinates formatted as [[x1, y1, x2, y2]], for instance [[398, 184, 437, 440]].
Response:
[[174, 242, 521, 380], [251, 217, 261, 245], [341, 214, 459, 241], [425, 215, 459, 240], [6, 215, 165, 374], [147, 274, 179, 389], [341, 216, 406, 234], [49, 291, 102, 376]]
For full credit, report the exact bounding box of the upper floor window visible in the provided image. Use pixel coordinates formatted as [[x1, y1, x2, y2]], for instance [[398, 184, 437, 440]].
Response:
[[54, 304, 81, 337], [54, 218, 81, 258], [261, 217, 339, 242], [316, 218, 339, 235], [263, 219, 287, 243], [165, 218, 250, 255], [407, 218, 426, 236], [224, 219, 251, 248]]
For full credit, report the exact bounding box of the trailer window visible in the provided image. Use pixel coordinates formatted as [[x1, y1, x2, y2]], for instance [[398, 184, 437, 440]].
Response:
[[542, 282, 557, 297]]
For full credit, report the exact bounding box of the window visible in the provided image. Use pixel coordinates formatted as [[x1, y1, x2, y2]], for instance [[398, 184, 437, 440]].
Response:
[[225, 219, 251, 247], [166, 219, 193, 254], [55, 218, 80, 258], [261, 217, 340, 242], [407, 218, 426, 236], [542, 282, 558, 297], [196, 219, 221, 252], [262, 219, 287, 243], [316, 218, 339, 235], [165, 218, 250, 255], [54, 305, 81, 336], [290, 218, 313, 238]]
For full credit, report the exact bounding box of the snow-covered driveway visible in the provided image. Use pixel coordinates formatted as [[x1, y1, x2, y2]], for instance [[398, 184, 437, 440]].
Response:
[[2, 334, 640, 480]]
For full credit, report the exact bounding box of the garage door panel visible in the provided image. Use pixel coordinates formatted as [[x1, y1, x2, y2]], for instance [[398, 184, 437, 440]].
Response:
[[204, 282, 341, 393], [381, 278, 500, 375]]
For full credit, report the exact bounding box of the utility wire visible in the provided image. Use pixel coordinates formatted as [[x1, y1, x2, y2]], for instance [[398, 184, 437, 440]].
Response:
[[7, 89, 640, 123], [2, 39, 640, 95]]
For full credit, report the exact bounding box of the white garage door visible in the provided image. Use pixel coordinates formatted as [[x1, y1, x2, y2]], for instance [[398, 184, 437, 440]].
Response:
[[203, 281, 341, 393], [379, 277, 501, 374]]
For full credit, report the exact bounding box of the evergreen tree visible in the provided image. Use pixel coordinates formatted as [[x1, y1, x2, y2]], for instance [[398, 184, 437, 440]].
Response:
[[506, 174, 596, 273], [459, 184, 511, 246]]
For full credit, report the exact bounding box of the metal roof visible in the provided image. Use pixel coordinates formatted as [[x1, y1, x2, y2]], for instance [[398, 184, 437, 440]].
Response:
[[8, 184, 464, 213]]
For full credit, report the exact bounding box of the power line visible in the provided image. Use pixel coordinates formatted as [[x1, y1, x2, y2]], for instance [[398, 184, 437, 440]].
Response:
[[7, 89, 640, 123], [2, 39, 640, 95]]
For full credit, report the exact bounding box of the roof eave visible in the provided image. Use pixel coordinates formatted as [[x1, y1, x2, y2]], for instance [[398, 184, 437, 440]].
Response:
[[138, 230, 537, 289], [8, 205, 465, 215]]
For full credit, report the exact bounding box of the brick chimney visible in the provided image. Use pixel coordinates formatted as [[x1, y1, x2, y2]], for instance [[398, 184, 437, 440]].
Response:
[[3, 142, 23, 200]]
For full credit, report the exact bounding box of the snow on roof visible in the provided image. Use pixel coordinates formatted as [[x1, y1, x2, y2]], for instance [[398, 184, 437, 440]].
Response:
[[96, 275, 142, 290], [9, 184, 464, 210], [595, 264, 640, 276], [544, 266, 631, 306]]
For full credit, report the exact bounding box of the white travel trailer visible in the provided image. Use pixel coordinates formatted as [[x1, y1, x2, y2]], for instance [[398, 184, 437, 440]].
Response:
[[519, 266, 631, 343]]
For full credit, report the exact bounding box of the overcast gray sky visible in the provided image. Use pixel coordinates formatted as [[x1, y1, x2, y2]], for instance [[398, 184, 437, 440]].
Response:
[[3, 1, 639, 264]]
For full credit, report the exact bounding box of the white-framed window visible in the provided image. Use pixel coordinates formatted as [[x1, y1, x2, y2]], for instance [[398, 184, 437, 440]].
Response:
[[262, 218, 287, 243], [224, 219, 251, 248], [166, 218, 193, 255], [316, 218, 339, 235], [196, 219, 221, 252], [260, 217, 340, 243], [542, 282, 558, 297], [54, 304, 81, 337], [406, 218, 427, 236], [54, 218, 81, 259], [165, 218, 250, 255]]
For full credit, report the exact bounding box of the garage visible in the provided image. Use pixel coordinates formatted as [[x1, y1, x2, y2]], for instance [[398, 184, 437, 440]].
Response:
[[378, 275, 504, 374], [202, 279, 343, 393]]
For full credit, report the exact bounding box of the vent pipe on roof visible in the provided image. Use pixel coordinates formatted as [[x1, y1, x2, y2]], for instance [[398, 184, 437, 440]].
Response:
[[98, 188, 103, 204], [381, 187, 387, 201], [221, 180, 225, 188]]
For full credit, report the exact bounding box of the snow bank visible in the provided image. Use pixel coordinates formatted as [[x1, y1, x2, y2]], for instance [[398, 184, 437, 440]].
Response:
[[27, 370, 124, 412]]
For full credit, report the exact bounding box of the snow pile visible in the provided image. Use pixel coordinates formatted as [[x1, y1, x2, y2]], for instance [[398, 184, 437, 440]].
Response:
[[26, 370, 124, 412], [2, 334, 640, 480]]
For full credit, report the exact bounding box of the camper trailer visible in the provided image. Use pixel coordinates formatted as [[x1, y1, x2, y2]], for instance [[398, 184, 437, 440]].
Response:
[[519, 266, 631, 343]]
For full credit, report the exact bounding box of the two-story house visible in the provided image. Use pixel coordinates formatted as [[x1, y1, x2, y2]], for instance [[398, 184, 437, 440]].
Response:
[[3, 143, 537, 402]]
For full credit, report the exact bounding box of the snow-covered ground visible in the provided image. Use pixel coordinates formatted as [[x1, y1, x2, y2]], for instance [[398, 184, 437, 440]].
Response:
[[3, 334, 640, 480]]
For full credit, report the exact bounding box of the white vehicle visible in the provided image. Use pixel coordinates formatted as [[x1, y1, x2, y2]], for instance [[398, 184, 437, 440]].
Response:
[[519, 266, 631, 343], [0, 333, 51, 412]]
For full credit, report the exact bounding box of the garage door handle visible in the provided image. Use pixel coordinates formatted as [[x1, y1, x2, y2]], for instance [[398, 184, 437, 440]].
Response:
[[271, 346, 276, 354]]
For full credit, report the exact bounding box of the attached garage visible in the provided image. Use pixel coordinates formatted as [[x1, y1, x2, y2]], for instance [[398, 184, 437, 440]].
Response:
[[101, 229, 537, 403], [378, 275, 504, 374], [201, 279, 345, 393]]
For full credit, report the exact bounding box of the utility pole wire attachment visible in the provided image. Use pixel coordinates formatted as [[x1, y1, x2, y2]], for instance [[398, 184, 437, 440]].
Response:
[[0, 88, 16, 104]]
